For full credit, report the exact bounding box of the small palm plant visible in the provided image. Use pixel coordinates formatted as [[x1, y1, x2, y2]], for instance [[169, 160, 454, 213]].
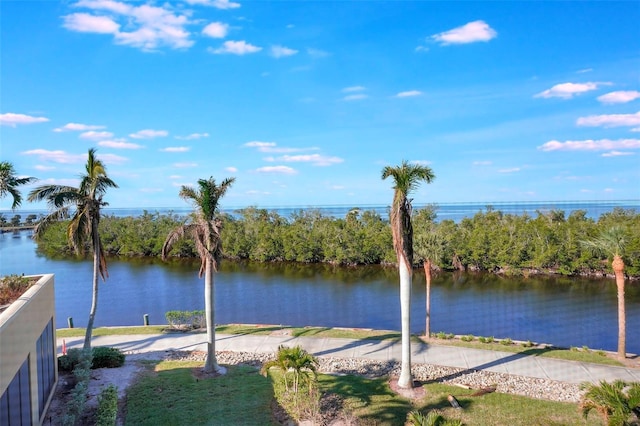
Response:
[[261, 345, 319, 394], [580, 380, 640, 426], [407, 410, 463, 426]]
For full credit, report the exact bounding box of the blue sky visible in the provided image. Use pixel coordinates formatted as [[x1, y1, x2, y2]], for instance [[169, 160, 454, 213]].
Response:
[[1, 0, 639, 211]]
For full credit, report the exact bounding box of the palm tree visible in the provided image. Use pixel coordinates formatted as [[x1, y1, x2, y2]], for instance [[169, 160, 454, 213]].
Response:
[[27, 148, 117, 350], [580, 380, 640, 425], [382, 160, 435, 389], [0, 161, 37, 209], [162, 176, 235, 374], [261, 345, 319, 394], [415, 218, 445, 339], [581, 226, 628, 359]]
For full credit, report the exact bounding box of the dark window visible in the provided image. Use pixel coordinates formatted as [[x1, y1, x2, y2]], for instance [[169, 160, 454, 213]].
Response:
[[0, 357, 31, 426], [37, 318, 56, 417]]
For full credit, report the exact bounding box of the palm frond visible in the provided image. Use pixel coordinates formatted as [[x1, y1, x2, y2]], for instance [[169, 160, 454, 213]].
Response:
[[161, 224, 194, 260]]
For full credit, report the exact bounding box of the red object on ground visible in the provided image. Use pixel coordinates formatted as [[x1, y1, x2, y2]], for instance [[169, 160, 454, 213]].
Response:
[[62, 339, 67, 355]]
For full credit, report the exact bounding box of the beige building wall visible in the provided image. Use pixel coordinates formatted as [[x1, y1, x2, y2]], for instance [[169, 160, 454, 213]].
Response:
[[0, 274, 57, 425]]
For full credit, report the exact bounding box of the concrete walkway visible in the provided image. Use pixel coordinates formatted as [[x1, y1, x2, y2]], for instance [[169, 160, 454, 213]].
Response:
[[57, 332, 640, 385]]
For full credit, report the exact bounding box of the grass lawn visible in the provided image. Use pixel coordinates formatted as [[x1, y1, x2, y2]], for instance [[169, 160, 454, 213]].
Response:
[[124, 360, 599, 425], [125, 361, 279, 425], [56, 324, 624, 366]]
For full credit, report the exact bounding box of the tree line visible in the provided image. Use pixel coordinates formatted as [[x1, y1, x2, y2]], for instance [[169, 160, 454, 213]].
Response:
[[32, 205, 640, 277]]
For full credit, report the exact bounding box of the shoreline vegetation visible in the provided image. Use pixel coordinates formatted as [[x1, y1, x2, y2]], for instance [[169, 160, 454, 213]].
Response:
[[25, 205, 640, 279], [55, 324, 629, 367]]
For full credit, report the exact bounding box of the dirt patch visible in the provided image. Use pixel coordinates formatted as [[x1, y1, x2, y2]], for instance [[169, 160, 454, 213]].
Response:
[[44, 358, 148, 426], [388, 379, 426, 401]]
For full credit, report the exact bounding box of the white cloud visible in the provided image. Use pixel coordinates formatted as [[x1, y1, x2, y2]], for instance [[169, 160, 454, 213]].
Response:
[[307, 48, 329, 58], [576, 68, 593, 74], [597, 91, 640, 104], [175, 132, 209, 140], [160, 147, 190, 152], [431, 20, 497, 45], [53, 122, 105, 132], [602, 151, 634, 157], [225, 166, 238, 173], [65, 1, 193, 51], [62, 12, 120, 33], [410, 160, 432, 166], [415, 46, 429, 53], [632, 127, 640, 132], [538, 138, 640, 151], [342, 86, 366, 93], [22, 149, 126, 165], [80, 130, 114, 140], [473, 161, 492, 166], [98, 140, 143, 149], [22, 149, 83, 164], [97, 153, 128, 165], [255, 166, 297, 174], [396, 90, 422, 98], [535, 82, 606, 99], [271, 45, 298, 58], [209, 40, 261, 55], [202, 22, 228, 38], [576, 111, 640, 128], [245, 141, 276, 149], [139, 187, 163, 193], [129, 129, 168, 139], [169, 175, 182, 179], [498, 167, 521, 173], [173, 162, 198, 168], [330, 185, 344, 190], [343, 94, 368, 101], [34, 165, 56, 171], [0, 113, 49, 127], [270, 154, 344, 166], [184, 0, 240, 9]]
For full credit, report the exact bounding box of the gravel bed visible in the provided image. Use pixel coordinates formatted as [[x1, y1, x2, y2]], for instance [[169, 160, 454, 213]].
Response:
[[158, 349, 583, 403]]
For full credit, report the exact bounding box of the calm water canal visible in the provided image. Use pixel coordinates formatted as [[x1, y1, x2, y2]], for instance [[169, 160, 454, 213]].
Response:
[[1, 230, 638, 354]]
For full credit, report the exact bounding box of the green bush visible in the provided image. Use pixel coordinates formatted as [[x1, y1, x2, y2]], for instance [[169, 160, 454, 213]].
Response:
[[500, 338, 513, 346], [461, 334, 474, 342], [58, 347, 125, 371], [58, 348, 83, 372], [92, 347, 125, 368], [165, 310, 206, 330], [96, 385, 118, 426]]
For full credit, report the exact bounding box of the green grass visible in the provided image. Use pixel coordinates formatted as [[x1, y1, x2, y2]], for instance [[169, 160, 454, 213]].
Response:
[[124, 361, 278, 425], [56, 326, 170, 338], [124, 360, 598, 426], [56, 324, 624, 366]]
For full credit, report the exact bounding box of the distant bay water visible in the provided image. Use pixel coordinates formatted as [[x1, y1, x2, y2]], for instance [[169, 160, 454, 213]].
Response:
[[5, 199, 639, 222]]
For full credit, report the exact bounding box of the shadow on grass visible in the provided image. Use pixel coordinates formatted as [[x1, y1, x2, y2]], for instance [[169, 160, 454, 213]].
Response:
[[319, 374, 413, 424], [215, 325, 286, 338], [125, 363, 281, 425]]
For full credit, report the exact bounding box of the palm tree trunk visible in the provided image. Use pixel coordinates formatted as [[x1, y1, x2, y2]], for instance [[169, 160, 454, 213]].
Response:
[[203, 258, 220, 373], [84, 221, 100, 350], [398, 256, 413, 389], [612, 255, 626, 359], [424, 259, 432, 339]]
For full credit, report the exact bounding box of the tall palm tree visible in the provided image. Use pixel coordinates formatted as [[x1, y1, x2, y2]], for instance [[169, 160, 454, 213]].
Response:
[[162, 176, 235, 374], [414, 216, 445, 339], [382, 160, 435, 389], [0, 161, 37, 210], [581, 226, 628, 359], [27, 148, 117, 350]]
